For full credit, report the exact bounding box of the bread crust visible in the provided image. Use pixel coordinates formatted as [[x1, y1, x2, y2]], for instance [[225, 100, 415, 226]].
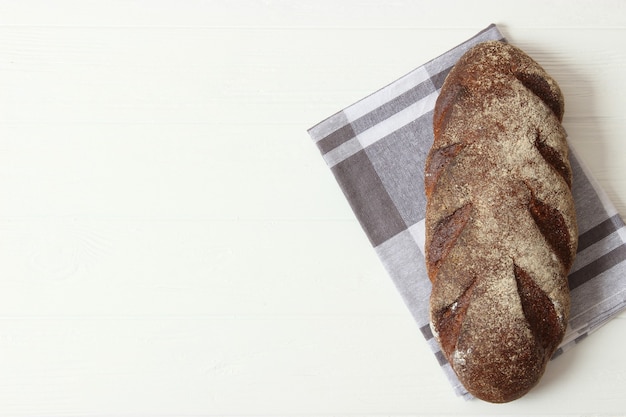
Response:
[[424, 41, 578, 403]]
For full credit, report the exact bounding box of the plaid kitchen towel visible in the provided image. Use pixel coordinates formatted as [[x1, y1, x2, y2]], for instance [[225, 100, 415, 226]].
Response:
[[307, 24, 626, 399]]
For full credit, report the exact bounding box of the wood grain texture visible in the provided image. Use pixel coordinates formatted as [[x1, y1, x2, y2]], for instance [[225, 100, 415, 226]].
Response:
[[0, 0, 625, 415]]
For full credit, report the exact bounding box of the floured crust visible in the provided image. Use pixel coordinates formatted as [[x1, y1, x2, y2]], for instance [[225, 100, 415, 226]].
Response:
[[424, 41, 578, 403]]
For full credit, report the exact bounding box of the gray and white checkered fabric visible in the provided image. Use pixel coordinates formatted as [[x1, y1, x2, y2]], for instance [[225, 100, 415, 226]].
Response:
[[308, 24, 626, 399]]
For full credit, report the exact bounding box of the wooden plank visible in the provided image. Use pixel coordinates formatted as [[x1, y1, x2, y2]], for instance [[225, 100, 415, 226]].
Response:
[[0, 2, 625, 415]]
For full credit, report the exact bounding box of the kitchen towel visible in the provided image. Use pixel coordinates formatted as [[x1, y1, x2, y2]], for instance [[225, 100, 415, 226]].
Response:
[[307, 24, 626, 399]]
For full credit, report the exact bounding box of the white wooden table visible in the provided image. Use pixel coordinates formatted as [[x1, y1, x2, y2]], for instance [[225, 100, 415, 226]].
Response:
[[1, 1, 625, 415]]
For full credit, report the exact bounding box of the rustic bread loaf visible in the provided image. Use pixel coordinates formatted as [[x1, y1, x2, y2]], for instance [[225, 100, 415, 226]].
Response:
[[424, 41, 578, 403]]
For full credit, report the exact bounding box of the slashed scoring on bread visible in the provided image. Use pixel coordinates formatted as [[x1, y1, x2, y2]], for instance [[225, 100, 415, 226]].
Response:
[[424, 41, 578, 403]]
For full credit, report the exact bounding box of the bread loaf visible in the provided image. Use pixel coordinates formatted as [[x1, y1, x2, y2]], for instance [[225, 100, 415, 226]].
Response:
[[424, 41, 578, 403]]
